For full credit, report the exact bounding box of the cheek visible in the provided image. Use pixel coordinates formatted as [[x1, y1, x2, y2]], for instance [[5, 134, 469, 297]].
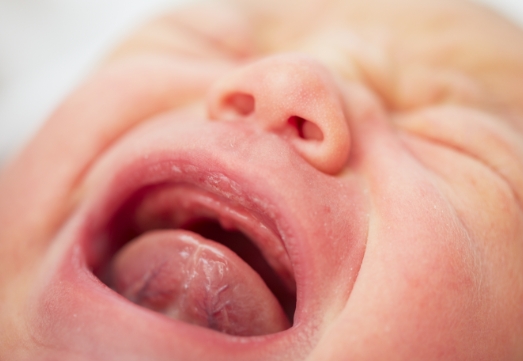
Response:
[[310, 144, 523, 360], [358, 167, 486, 355], [0, 57, 231, 358], [400, 133, 523, 321], [377, 140, 523, 358], [0, 56, 224, 322]]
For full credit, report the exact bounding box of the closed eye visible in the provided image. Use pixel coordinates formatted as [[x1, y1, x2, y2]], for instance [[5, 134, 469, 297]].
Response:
[[395, 105, 523, 209]]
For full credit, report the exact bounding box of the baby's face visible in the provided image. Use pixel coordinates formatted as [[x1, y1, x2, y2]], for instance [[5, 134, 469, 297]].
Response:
[[2, 0, 523, 359]]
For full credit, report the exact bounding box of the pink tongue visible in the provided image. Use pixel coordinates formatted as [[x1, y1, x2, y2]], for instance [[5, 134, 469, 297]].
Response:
[[110, 229, 290, 336]]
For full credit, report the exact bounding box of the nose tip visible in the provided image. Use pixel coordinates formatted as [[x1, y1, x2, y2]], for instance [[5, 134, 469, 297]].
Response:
[[206, 54, 351, 175]]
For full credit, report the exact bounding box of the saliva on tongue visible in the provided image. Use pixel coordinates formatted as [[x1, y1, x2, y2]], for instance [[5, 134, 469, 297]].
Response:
[[109, 229, 290, 336]]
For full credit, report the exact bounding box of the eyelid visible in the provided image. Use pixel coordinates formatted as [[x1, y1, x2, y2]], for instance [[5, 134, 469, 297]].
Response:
[[395, 106, 523, 207], [149, 17, 240, 60], [162, 17, 240, 58], [163, 4, 256, 60]]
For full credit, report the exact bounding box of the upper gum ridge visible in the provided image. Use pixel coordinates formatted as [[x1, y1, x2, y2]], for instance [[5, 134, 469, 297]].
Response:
[[131, 183, 294, 285], [84, 159, 297, 286]]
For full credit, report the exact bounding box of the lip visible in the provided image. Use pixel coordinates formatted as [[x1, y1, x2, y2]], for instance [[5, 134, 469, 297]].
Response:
[[84, 159, 297, 290], [27, 113, 368, 360]]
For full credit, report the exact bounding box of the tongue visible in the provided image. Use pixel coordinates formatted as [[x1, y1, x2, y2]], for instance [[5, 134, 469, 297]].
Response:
[[110, 229, 290, 336]]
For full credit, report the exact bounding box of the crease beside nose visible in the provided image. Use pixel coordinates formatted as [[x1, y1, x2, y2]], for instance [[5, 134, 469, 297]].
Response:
[[206, 54, 351, 175]]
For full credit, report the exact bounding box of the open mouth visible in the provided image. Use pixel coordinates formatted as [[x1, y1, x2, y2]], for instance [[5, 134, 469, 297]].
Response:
[[87, 180, 297, 337]]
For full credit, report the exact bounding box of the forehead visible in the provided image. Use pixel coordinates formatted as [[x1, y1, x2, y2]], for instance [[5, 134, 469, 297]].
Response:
[[227, 0, 523, 116]]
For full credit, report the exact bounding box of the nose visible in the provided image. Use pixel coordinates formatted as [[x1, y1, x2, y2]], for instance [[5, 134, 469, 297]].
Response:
[[206, 54, 351, 175]]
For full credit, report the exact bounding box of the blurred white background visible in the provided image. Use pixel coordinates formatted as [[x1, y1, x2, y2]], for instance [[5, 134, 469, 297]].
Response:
[[0, 0, 522, 165], [0, 0, 189, 165]]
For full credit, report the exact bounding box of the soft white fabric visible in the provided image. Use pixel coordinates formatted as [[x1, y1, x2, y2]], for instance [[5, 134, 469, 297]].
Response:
[[0, 0, 522, 164]]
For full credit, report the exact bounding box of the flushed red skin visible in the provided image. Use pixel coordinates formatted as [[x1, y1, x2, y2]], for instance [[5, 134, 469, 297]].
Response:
[[2, 0, 523, 359]]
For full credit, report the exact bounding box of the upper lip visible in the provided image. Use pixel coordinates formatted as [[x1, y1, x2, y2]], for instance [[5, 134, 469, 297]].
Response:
[[80, 152, 300, 317]]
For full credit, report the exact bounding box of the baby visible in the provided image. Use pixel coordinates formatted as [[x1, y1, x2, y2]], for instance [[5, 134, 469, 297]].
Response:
[[1, 0, 523, 359]]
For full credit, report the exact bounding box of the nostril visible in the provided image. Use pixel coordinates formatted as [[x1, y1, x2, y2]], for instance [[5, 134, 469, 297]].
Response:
[[301, 120, 323, 141], [223, 92, 255, 117], [288, 116, 323, 141]]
